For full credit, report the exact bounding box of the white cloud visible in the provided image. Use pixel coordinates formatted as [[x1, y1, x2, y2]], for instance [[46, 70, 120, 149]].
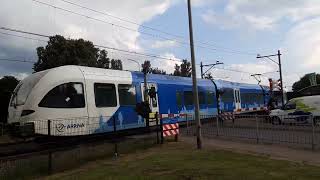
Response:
[[151, 40, 177, 49], [190, 0, 217, 7], [151, 53, 181, 74], [0, 0, 179, 75], [280, 17, 320, 89], [283, 18, 320, 68], [202, 0, 320, 31]]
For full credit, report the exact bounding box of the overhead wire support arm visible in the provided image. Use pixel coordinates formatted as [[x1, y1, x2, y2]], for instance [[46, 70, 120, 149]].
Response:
[[256, 50, 284, 107], [251, 73, 262, 85], [200, 61, 224, 79]]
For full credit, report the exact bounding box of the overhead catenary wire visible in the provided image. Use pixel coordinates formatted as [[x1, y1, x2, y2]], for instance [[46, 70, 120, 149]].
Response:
[[0, 31, 48, 42], [0, 27, 50, 38], [58, 0, 186, 40], [0, 26, 273, 77], [0, 26, 184, 63], [58, 0, 257, 56], [32, 0, 257, 56], [0, 58, 36, 63], [31, 0, 189, 45], [59, 0, 259, 56]]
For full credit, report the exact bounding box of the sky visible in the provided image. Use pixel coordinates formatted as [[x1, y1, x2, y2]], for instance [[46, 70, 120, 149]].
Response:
[[1, 0, 320, 90]]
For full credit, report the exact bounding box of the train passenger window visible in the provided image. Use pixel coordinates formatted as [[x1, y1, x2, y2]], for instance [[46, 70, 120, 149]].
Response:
[[184, 91, 194, 105], [221, 89, 234, 102], [198, 92, 205, 105], [118, 84, 136, 106], [176, 91, 183, 108], [207, 91, 215, 105], [39, 83, 85, 108], [94, 83, 117, 107]]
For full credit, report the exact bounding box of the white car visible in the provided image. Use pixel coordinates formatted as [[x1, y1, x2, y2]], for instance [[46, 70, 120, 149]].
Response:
[[269, 95, 320, 125]]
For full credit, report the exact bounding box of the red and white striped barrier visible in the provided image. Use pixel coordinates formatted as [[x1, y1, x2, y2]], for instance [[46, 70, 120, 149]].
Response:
[[220, 112, 234, 121], [162, 123, 179, 137]]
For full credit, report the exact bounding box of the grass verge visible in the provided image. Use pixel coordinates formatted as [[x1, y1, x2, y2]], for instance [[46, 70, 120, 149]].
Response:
[[47, 141, 320, 180]]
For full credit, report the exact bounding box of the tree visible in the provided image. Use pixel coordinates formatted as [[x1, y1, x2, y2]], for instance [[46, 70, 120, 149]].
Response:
[[151, 68, 166, 75], [34, 35, 118, 72], [173, 64, 181, 76], [97, 50, 110, 69], [292, 73, 320, 92], [172, 59, 191, 77], [110, 59, 123, 70], [34, 35, 99, 72], [180, 59, 192, 77], [141, 61, 166, 75], [0, 76, 19, 123], [141, 60, 151, 74]]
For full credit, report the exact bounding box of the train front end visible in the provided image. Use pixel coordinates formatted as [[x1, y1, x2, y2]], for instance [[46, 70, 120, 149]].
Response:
[[7, 71, 49, 136]]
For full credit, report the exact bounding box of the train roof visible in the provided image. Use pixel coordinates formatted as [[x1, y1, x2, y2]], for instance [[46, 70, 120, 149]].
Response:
[[32, 65, 266, 90], [131, 71, 213, 87], [214, 79, 263, 90]]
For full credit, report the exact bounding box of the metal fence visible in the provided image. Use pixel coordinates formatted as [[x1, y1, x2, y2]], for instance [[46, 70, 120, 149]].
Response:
[[0, 134, 157, 179], [0, 122, 4, 136], [4, 115, 151, 137], [181, 114, 320, 150]]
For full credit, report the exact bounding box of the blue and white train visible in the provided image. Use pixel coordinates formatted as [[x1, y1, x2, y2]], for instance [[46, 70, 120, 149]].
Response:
[[7, 65, 271, 136]]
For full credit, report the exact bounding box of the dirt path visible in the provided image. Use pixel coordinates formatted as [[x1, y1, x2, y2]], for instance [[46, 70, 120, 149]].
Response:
[[181, 136, 320, 166]]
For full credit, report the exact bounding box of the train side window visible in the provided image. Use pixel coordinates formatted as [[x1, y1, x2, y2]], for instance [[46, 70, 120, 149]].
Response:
[[207, 91, 215, 105], [176, 91, 182, 108], [198, 92, 205, 105], [184, 91, 194, 105], [94, 83, 117, 107], [39, 82, 85, 108], [221, 88, 234, 102], [118, 84, 136, 106]]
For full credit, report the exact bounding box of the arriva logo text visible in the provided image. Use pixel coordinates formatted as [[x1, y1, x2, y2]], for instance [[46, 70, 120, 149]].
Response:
[[67, 123, 85, 129], [56, 123, 85, 132]]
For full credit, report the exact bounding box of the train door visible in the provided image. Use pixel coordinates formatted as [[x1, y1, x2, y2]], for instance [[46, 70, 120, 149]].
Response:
[[234, 89, 241, 110], [141, 83, 159, 113]]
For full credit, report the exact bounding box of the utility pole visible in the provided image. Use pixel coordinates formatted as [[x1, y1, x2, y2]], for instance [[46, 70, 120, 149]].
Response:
[[200, 61, 224, 79], [257, 50, 285, 107], [200, 62, 203, 79], [187, 0, 202, 149], [277, 50, 284, 107]]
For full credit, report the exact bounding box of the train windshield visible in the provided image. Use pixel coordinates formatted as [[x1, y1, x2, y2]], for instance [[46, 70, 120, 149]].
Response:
[[10, 71, 48, 107]]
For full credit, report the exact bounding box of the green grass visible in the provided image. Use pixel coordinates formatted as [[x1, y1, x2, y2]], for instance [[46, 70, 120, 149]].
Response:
[[47, 142, 320, 180]]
